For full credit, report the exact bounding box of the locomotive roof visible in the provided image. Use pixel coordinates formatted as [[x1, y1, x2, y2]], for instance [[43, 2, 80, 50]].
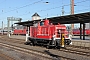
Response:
[[15, 12, 90, 26]]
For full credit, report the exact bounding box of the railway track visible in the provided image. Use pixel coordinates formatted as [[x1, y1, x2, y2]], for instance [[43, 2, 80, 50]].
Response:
[[0, 42, 76, 60], [66, 45, 90, 49], [0, 42, 52, 60], [0, 35, 90, 60], [60, 46, 90, 57], [0, 52, 15, 60], [0, 36, 25, 44], [2, 38, 90, 57]]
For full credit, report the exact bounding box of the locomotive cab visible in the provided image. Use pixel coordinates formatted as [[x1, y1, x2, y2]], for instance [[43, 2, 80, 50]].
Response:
[[52, 27, 71, 46]]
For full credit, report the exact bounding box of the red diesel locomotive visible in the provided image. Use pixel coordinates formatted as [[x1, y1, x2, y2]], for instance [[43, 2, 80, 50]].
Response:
[[26, 19, 71, 48]]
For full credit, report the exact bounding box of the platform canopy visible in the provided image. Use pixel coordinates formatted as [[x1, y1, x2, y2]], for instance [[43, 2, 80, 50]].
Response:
[[48, 12, 90, 24], [15, 12, 90, 26], [15, 20, 41, 26]]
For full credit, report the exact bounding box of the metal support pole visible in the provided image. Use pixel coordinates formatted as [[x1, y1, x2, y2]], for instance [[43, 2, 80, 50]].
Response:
[[80, 23, 82, 39], [2, 21, 3, 35], [83, 23, 85, 40], [28, 26, 29, 35], [62, 6, 64, 16], [70, 0, 74, 14], [70, 0, 74, 35], [26, 34, 28, 42], [25, 26, 29, 42], [7, 20, 10, 37]]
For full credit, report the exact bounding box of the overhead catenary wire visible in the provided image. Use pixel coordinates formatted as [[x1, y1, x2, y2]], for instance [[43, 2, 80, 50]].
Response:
[[21, 0, 90, 17], [38, 0, 89, 12], [0, 0, 43, 15], [0, 0, 89, 15], [20, 0, 90, 17], [30, 0, 89, 13], [17, 7, 90, 20], [0, 0, 89, 21]]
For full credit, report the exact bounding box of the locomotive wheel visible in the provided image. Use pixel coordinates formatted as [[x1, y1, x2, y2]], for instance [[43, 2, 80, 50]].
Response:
[[46, 41, 51, 49], [30, 43, 33, 46], [46, 45, 50, 49], [56, 46, 60, 49], [30, 42, 35, 46], [24, 42, 30, 45], [67, 43, 69, 45]]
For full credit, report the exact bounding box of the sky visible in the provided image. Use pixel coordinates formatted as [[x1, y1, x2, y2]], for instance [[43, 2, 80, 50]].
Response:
[[0, 0, 90, 28]]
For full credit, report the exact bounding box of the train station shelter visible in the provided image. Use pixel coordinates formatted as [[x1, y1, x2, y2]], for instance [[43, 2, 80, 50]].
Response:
[[15, 12, 90, 40]]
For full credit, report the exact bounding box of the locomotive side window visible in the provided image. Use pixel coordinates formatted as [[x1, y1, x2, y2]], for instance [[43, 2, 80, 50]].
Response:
[[57, 29, 61, 37], [40, 22, 44, 26]]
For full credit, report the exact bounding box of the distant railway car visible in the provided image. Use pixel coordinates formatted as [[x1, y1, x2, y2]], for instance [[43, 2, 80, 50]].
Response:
[[13, 25, 26, 35], [73, 29, 80, 35], [73, 29, 90, 35], [26, 19, 71, 48], [13, 29, 26, 35], [85, 29, 90, 35], [0, 30, 12, 35]]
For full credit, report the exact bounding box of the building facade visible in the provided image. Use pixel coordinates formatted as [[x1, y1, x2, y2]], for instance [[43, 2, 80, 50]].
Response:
[[32, 13, 40, 20]]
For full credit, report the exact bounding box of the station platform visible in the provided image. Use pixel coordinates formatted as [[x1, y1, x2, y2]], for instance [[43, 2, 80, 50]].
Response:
[[9, 35, 26, 40], [9, 35, 90, 48], [71, 36, 90, 48]]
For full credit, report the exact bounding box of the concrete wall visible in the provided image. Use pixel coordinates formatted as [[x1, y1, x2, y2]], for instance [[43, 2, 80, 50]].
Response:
[[71, 40, 90, 48]]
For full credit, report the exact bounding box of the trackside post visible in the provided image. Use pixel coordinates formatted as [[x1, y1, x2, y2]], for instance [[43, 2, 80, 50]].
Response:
[[26, 34, 28, 42], [9, 33, 10, 37], [61, 33, 65, 47]]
